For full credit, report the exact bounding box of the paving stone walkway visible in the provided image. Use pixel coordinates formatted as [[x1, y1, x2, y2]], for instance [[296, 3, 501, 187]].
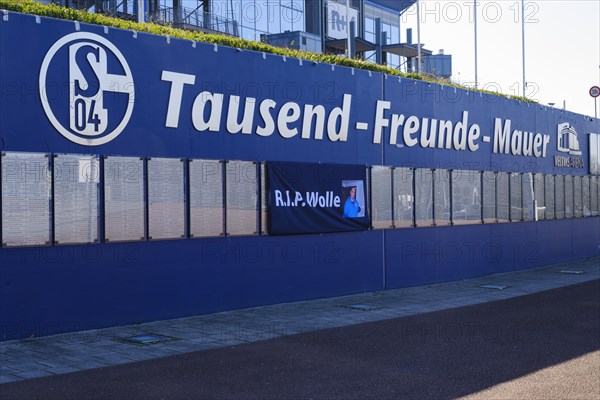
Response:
[[1, 257, 598, 384]]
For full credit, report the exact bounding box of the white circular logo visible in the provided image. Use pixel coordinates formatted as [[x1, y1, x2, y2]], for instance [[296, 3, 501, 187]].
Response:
[[39, 32, 135, 146]]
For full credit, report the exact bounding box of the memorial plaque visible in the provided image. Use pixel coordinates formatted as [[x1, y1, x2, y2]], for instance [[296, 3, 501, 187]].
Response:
[[226, 161, 258, 236], [482, 171, 497, 223], [104, 156, 145, 242], [564, 175, 574, 218], [434, 169, 451, 225], [371, 166, 392, 229], [452, 170, 481, 225], [148, 158, 185, 240], [393, 167, 414, 228], [415, 169, 433, 226], [545, 175, 555, 219], [510, 173, 522, 221], [497, 173, 509, 222], [1, 152, 51, 247], [189, 159, 223, 237], [54, 154, 99, 244]]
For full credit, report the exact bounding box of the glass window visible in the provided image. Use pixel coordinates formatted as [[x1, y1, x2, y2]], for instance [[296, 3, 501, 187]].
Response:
[[533, 174, 545, 220], [415, 169, 433, 226], [574, 176, 583, 217], [482, 171, 496, 223], [452, 170, 481, 225], [393, 167, 414, 228], [555, 175, 565, 219], [104, 156, 145, 242], [226, 160, 258, 236], [54, 154, 99, 245], [148, 158, 185, 240], [497, 173, 509, 222], [434, 169, 450, 226], [564, 175, 574, 218], [1, 152, 51, 247], [371, 166, 393, 229], [544, 174, 555, 219], [190, 159, 224, 238], [522, 173, 534, 221], [582, 176, 591, 217], [510, 173, 522, 222]]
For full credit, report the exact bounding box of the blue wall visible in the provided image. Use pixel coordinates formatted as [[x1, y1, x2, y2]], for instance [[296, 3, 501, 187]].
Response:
[[1, 12, 599, 341]]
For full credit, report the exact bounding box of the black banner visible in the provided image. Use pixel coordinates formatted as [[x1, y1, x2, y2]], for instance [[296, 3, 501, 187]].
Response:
[[267, 161, 370, 235]]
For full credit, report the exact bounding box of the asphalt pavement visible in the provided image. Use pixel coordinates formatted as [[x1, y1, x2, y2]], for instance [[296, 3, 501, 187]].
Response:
[[0, 257, 599, 399]]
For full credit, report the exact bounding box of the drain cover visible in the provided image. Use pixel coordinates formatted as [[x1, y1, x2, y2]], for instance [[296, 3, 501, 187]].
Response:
[[344, 304, 384, 311], [560, 270, 584, 275], [478, 284, 509, 290], [119, 334, 174, 345]]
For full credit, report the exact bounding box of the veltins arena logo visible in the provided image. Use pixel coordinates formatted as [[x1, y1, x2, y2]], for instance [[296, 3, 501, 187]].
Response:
[[39, 32, 134, 146]]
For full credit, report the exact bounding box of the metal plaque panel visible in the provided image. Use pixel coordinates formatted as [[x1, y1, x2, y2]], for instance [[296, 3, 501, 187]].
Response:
[[533, 174, 545, 220], [54, 154, 99, 244], [510, 173, 522, 222], [582, 176, 591, 217], [189, 159, 223, 238], [497, 173, 509, 222], [482, 171, 496, 223], [148, 158, 185, 240], [104, 156, 145, 242], [564, 175, 574, 218], [226, 161, 258, 236], [371, 166, 393, 229], [434, 169, 451, 226], [522, 173, 534, 221], [452, 170, 481, 225], [591, 176, 599, 216], [393, 167, 414, 228], [545, 175, 555, 219], [555, 175, 565, 219], [415, 169, 433, 227], [573, 176, 583, 218], [1, 152, 51, 247]]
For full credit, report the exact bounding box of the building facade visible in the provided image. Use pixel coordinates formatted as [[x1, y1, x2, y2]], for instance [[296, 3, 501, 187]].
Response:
[[49, 0, 449, 76]]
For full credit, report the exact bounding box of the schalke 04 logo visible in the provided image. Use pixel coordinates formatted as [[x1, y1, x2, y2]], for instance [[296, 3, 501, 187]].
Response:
[[39, 32, 134, 146]]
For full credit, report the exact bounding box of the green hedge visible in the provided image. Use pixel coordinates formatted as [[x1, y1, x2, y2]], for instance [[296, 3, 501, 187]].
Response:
[[0, 0, 533, 103]]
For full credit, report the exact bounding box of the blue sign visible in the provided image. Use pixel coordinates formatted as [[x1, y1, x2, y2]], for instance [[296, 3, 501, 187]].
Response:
[[268, 162, 370, 235]]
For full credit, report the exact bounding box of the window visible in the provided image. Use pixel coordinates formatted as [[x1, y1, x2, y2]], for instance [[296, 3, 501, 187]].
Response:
[[564, 175, 574, 218], [522, 173, 534, 221], [574, 176, 583, 217], [555, 175, 565, 219], [510, 173, 522, 222]]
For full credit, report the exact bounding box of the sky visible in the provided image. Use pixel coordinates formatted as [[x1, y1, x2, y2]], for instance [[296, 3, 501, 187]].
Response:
[[399, 0, 600, 118]]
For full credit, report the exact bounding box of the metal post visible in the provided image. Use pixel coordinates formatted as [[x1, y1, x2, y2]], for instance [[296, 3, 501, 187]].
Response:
[[474, 0, 478, 88], [521, 0, 526, 97], [416, 0, 422, 75], [346, 0, 351, 58]]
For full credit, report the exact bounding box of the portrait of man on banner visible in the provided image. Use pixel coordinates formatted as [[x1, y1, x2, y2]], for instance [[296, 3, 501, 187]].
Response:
[[342, 180, 366, 218]]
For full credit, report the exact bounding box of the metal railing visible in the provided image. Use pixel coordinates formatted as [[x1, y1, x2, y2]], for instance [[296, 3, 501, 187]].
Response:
[[150, 6, 239, 37]]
